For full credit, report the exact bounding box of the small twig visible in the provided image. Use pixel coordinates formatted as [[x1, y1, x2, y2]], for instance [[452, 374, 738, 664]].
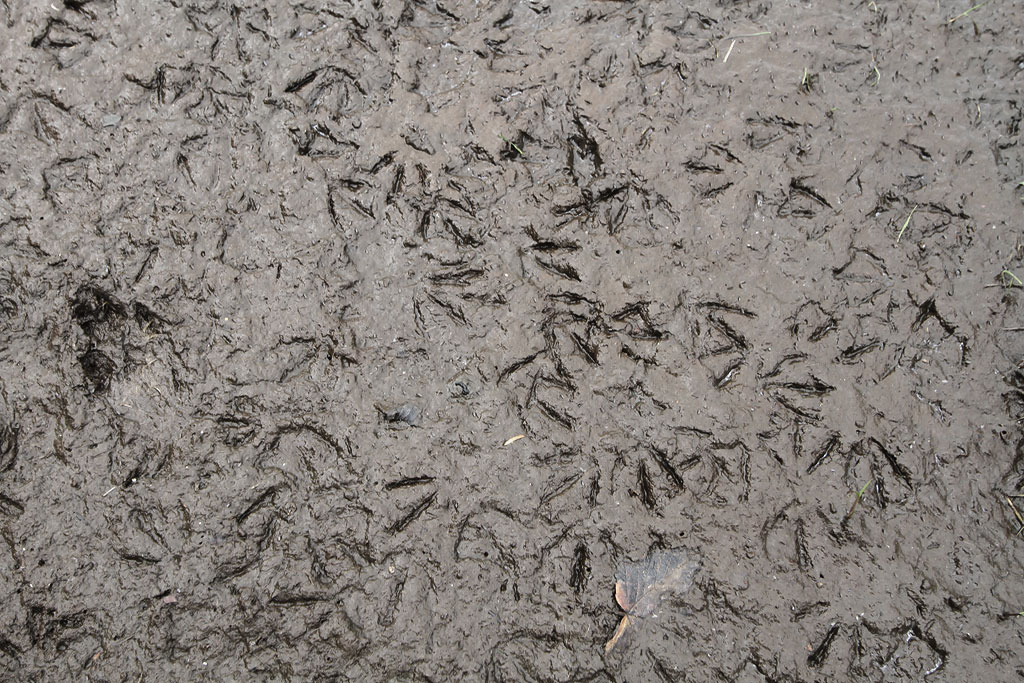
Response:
[[722, 40, 736, 63], [948, 0, 994, 24], [723, 31, 771, 40], [896, 204, 918, 242], [1007, 496, 1024, 536], [719, 31, 769, 63]]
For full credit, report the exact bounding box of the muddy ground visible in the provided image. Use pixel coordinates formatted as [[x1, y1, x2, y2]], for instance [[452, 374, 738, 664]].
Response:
[[1, 0, 1023, 680]]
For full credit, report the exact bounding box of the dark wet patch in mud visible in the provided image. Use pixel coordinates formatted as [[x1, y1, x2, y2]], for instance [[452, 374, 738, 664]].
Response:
[[1, 0, 1024, 680]]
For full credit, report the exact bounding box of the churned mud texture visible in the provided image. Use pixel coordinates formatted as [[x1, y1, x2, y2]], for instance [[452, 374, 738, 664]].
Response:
[[1, 0, 1023, 680]]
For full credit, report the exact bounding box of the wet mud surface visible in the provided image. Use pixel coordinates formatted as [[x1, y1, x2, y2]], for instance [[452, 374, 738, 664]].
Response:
[[2, 0, 1024, 680]]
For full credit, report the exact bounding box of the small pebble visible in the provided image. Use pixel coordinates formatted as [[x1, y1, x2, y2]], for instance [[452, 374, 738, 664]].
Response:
[[386, 404, 421, 426]]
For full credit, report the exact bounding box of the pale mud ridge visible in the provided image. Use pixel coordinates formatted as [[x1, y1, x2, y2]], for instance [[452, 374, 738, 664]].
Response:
[[1, 0, 1023, 680]]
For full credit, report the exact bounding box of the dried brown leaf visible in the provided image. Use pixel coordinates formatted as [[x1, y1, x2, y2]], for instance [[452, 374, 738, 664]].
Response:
[[604, 548, 700, 653], [614, 579, 631, 611], [604, 615, 632, 653]]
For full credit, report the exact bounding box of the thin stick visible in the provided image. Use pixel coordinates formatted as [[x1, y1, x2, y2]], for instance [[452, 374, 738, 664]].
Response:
[[1007, 496, 1024, 536], [723, 31, 771, 40], [722, 40, 736, 63], [896, 204, 918, 243], [719, 31, 769, 64]]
